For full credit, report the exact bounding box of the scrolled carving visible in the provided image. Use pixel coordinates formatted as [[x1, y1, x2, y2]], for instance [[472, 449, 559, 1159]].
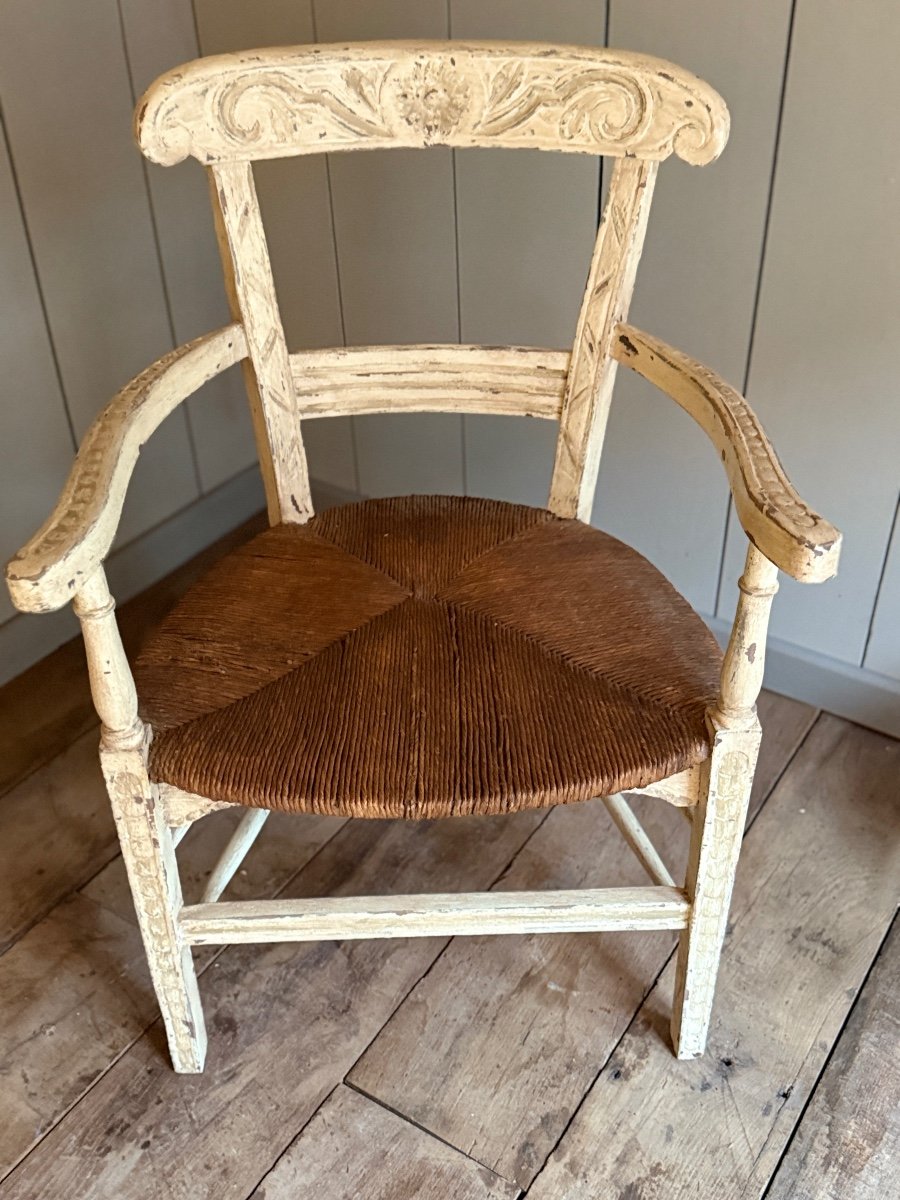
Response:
[[137, 43, 729, 167]]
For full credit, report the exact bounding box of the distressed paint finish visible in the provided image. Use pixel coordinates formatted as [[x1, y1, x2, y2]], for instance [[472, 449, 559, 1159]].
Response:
[[208, 163, 312, 523], [137, 43, 729, 165], [549, 158, 657, 519], [4, 39, 842, 1073], [6, 327, 247, 614]]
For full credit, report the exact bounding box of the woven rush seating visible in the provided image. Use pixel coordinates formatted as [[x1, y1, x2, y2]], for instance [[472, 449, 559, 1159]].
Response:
[[136, 495, 722, 819]]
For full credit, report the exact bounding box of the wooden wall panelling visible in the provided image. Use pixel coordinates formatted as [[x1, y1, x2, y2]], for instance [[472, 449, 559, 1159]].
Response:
[[118, 0, 256, 492], [193, 0, 356, 495], [0, 0, 199, 547], [862, 494, 900, 681], [0, 120, 76, 628], [602, 0, 794, 612], [313, 0, 463, 499], [451, 0, 603, 507], [718, 0, 900, 665]]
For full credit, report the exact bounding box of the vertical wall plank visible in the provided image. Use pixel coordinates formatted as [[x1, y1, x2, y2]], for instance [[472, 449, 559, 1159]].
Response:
[[0, 0, 200, 546], [602, 0, 793, 612], [862, 496, 900, 681], [314, 0, 462, 499], [0, 119, 76, 627], [194, 0, 356, 494], [452, 0, 603, 506], [119, 0, 256, 493], [718, 0, 900, 664]]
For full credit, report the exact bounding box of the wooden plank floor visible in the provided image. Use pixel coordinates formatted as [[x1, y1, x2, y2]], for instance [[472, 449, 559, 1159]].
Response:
[[0, 522, 897, 1198]]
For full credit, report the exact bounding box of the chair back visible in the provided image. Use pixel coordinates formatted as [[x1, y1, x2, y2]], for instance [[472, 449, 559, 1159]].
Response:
[[137, 42, 729, 522]]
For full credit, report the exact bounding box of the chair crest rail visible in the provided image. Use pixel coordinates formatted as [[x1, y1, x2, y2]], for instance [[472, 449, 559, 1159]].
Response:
[[136, 41, 729, 167]]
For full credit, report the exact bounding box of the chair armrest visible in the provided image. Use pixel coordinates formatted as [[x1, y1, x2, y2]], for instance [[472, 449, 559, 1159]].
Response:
[[611, 323, 841, 582], [6, 324, 248, 613]]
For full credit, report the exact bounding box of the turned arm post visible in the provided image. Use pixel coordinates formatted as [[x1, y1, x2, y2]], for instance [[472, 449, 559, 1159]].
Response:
[[72, 567, 144, 753], [711, 542, 780, 730]]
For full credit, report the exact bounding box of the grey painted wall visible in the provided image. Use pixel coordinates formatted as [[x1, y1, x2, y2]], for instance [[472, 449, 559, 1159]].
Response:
[[1, 1, 898, 733]]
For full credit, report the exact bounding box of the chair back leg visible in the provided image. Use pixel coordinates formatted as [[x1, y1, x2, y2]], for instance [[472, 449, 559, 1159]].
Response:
[[102, 742, 207, 1073]]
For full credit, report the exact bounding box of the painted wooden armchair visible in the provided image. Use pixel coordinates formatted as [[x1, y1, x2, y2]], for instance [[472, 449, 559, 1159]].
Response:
[[6, 42, 840, 1074]]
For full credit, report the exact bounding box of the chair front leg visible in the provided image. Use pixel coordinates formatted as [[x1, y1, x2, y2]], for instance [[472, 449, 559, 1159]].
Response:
[[102, 744, 207, 1072], [671, 721, 760, 1057], [75, 568, 206, 1072], [671, 541, 778, 1057]]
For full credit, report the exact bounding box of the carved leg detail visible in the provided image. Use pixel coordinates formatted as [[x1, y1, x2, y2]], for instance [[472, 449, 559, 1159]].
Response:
[[102, 745, 207, 1073], [670, 722, 760, 1059]]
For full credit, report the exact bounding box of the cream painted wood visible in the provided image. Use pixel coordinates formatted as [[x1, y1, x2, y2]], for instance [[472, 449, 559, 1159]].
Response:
[[181, 886, 690, 945], [549, 158, 658, 519], [601, 0, 794, 614], [630, 766, 702, 808], [71, 568, 206, 1072], [0, 0, 200, 547], [718, 0, 900, 664], [612, 324, 841, 583], [290, 345, 569, 419], [200, 808, 270, 904], [6, 326, 248, 614], [118, 0, 257, 492], [671, 543, 778, 1057], [601, 794, 676, 887], [194, 0, 355, 493], [0, 116, 76, 628], [6, 38, 841, 1072], [137, 43, 728, 166], [159, 783, 236, 828], [102, 743, 207, 1074], [208, 163, 312, 523]]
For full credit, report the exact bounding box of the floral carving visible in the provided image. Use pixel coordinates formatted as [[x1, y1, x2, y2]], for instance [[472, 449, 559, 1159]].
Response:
[[391, 60, 471, 139]]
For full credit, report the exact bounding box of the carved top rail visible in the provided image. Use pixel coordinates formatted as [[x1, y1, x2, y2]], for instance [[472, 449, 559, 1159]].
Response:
[[136, 41, 729, 167], [289, 344, 569, 420]]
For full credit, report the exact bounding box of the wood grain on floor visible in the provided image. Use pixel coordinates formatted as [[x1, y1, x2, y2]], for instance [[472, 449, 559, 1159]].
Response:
[[0, 538, 896, 1199]]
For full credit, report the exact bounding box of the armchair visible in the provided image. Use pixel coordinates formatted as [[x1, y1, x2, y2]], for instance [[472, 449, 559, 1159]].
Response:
[[7, 41, 839, 1073]]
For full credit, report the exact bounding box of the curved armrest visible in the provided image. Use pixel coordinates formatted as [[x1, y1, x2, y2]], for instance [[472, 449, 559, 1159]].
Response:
[[612, 323, 841, 582], [6, 325, 248, 613]]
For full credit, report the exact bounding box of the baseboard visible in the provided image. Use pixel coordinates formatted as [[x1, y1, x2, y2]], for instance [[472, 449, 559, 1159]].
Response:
[[704, 614, 900, 740]]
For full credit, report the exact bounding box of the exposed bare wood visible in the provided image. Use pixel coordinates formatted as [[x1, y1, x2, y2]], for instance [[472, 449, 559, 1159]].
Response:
[[290, 343, 569, 419], [200, 807, 269, 903], [181, 886, 689, 945], [137, 42, 729, 165], [528, 716, 900, 1200], [0, 809, 546, 1197], [5, 326, 247, 614], [549, 157, 657, 519], [767, 921, 900, 1200], [602, 793, 676, 887], [158, 781, 235, 826], [248, 1085, 519, 1200], [629, 764, 702, 807], [612, 323, 842, 582]]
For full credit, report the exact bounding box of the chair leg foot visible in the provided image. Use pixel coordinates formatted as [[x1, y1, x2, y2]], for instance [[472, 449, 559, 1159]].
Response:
[[102, 745, 208, 1073], [670, 722, 760, 1059]]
